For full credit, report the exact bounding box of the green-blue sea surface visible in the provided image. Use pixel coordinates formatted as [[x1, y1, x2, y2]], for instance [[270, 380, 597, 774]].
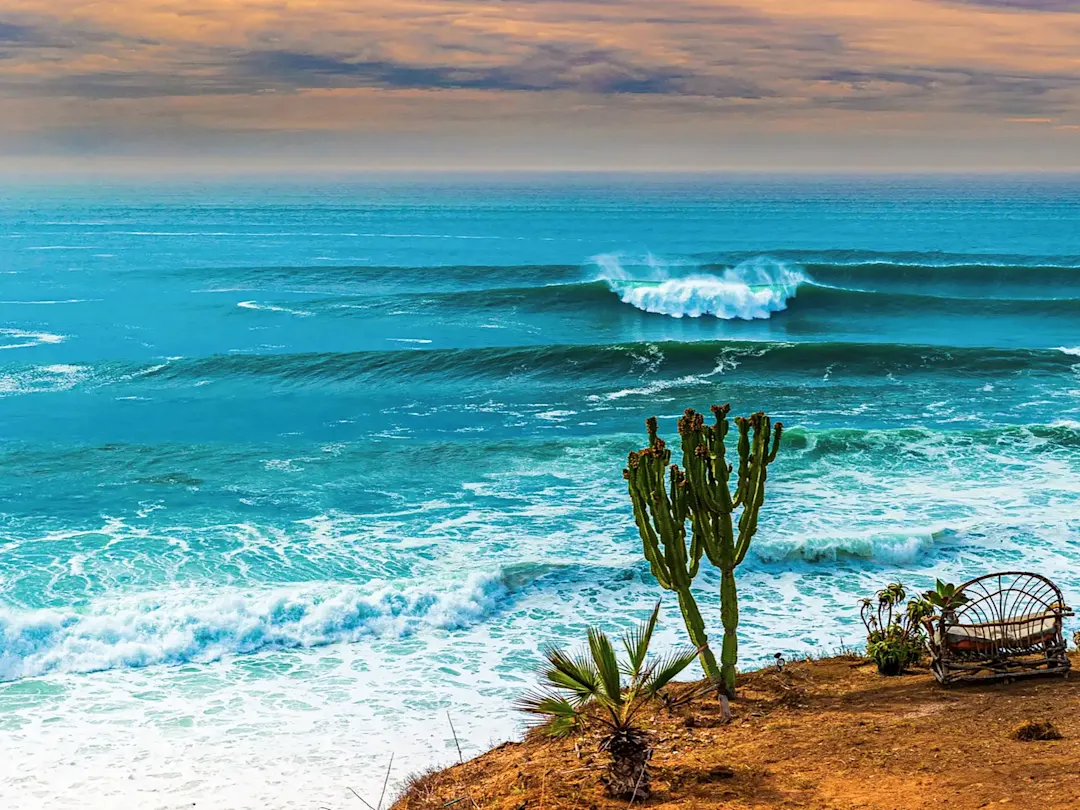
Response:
[[1, 174, 1079, 807]]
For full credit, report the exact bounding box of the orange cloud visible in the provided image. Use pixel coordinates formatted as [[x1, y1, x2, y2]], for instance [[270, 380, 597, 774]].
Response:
[[3, 0, 1080, 167]]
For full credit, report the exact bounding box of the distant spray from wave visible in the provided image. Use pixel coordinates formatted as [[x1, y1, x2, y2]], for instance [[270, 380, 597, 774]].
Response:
[[592, 254, 806, 320]]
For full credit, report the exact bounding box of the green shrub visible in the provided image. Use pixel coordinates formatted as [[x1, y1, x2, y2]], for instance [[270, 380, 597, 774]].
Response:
[[860, 580, 967, 676], [860, 583, 932, 676]]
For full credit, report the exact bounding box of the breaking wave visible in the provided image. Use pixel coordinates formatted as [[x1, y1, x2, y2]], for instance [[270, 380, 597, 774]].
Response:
[[753, 529, 946, 565], [594, 254, 806, 319], [0, 573, 510, 681]]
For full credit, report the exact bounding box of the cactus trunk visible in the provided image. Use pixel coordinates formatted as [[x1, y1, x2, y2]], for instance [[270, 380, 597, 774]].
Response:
[[719, 570, 739, 697], [676, 586, 721, 681]]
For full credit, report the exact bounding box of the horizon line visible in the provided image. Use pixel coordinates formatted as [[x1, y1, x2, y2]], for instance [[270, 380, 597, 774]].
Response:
[[5, 165, 1080, 180]]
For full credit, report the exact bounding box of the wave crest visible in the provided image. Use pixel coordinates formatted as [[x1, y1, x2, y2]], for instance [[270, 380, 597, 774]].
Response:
[[754, 529, 944, 564], [594, 254, 805, 320]]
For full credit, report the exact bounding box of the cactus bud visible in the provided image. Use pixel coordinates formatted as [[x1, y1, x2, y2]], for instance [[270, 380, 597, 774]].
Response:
[[645, 416, 659, 446]]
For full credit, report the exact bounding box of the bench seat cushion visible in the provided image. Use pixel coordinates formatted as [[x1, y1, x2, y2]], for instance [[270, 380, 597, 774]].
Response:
[[942, 612, 1059, 652]]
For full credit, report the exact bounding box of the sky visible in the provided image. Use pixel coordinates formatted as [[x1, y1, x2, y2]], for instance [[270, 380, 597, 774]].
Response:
[[2, 0, 1080, 172]]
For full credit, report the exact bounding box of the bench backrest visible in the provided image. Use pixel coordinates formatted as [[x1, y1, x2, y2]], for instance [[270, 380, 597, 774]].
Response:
[[946, 571, 1067, 640]]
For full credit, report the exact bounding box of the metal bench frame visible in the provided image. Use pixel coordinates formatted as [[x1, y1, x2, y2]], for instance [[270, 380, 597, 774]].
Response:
[[923, 571, 1072, 686]]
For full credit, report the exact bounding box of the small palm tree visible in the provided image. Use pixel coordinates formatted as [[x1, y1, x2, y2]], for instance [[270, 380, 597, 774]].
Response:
[[516, 602, 700, 800]]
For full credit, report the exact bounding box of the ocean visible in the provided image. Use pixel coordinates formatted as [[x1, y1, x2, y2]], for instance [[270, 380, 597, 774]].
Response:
[[1, 173, 1079, 808]]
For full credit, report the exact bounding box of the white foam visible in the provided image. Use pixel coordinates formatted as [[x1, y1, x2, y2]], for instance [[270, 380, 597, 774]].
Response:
[[594, 254, 805, 320], [0, 329, 66, 350], [0, 299, 91, 305], [536, 410, 577, 421], [754, 529, 939, 564], [237, 301, 313, 317], [24, 245, 95, 251], [3, 424, 1079, 809], [0, 574, 508, 682], [587, 344, 774, 402], [0, 364, 88, 396], [1056, 346, 1080, 356]]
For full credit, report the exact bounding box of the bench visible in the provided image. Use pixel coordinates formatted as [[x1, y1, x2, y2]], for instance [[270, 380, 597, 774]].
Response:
[[923, 571, 1073, 686]]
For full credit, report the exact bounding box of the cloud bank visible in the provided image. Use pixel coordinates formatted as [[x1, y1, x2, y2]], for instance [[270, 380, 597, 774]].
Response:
[[2, 0, 1079, 169]]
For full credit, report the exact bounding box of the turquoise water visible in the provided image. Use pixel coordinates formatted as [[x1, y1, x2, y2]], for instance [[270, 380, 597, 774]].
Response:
[[2, 174, 1079, 807]]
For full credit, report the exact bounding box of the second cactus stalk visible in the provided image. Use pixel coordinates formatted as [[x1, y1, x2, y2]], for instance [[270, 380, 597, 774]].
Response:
[[624, 416, 721, 682]]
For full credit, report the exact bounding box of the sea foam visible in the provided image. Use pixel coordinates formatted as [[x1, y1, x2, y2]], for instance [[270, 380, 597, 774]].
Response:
[[237, 300, 313, 317], [0, 364, 89, 396], [0, 573, 508, 681], [0, 328, 66, 350], [594, 254, 805, 319]]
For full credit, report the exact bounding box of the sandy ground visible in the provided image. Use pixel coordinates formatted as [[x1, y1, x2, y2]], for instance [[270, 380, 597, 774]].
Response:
[[391, 654, 1080, 810]]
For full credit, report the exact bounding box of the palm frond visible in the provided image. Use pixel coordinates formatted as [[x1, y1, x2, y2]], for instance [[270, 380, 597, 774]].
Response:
[[588, 626, 624, 705], [541, 643, 600, 704], [513, 690, 583, 738], [621, 601, 661, 679], [519, 612, 701, 740], [640, 646, 701, 696]]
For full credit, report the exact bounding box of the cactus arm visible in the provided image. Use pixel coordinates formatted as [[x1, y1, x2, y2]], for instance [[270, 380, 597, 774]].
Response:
[[688, 529, 703, 579], [708, 405, 736, 513], [732, 417, 753, 506], [689, 504, 723, 568], [626, 468, 672, 588], [767, 421, 785, 464], [649, 468, 691, 590], [733, 472, 766, 563]]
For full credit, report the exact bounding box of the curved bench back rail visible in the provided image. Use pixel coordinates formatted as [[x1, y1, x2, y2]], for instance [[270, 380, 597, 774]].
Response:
[[928, 571, 1072, 685]]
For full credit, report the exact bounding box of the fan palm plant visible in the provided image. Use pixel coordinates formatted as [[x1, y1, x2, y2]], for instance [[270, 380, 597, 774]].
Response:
[[516, 602, 700, 800]]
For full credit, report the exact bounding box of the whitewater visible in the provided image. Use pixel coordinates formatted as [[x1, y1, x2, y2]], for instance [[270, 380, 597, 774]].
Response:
[[2, 174, 1080, 809]]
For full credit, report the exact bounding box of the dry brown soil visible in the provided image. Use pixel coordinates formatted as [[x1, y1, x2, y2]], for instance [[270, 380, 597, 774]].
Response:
[[391, 654, 1080, 810]]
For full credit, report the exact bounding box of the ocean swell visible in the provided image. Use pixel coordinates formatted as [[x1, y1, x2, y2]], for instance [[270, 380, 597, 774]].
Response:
[[1, 339, 1075, 396], [0, 573, 508, 681], [782, 422, 1080, 456]]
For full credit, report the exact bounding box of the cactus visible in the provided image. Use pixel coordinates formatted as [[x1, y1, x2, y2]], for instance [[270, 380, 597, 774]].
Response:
[[678, 406, 783, 697], [624, 417, 721, 682], [626, 406, 783, 698]]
